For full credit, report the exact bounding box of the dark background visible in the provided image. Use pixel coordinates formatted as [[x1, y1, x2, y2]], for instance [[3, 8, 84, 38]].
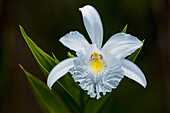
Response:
[[0, 0, 170, 113]]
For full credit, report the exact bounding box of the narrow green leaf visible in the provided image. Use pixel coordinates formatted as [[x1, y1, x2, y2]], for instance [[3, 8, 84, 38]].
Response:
[[52, 53, 59, 62], [19, 25, 81, 111], [19, 65, 72, 113], [128, 39, 145, 62], [122, 24, 128, 33], [67, 52, 75, 57], [19, 25, 58, 77]]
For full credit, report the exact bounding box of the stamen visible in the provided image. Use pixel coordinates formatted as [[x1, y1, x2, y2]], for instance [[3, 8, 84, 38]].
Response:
[[90, 53, 104, 72]]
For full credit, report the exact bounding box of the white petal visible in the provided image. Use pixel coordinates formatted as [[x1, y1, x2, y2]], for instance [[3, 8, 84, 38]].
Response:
[[47, 57, 78, 89], [59, 31, 90, 52], [79, 5, 103, 49], [121, 59, 147, 88], [102, 33, 143, 58]]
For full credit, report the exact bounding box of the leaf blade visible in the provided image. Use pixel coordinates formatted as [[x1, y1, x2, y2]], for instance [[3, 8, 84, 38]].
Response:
[[19, 65, 72, 113], [67, 52, 75, 58], [128, 39, 145, 62], [122, 24, 128, 33], [19, 26, 82, 111], [19, 25, 58, 76]]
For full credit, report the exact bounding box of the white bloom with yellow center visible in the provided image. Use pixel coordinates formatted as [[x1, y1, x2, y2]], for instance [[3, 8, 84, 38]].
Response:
[[47, 5, 147, 99]]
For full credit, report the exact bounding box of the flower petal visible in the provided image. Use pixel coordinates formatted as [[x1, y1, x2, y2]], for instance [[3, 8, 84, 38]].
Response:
[[79, 5, 103, 49], [121, 59, 147, 88], [102, 33, 143, 58], [47, 57, 78, 89], [59, 31, 90, 52]]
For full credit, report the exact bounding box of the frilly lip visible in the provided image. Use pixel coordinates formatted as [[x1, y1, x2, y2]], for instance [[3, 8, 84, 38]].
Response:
[[69, 53, 124, 99]]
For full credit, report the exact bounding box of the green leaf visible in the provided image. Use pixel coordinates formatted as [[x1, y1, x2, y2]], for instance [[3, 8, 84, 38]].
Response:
[[19, 65, 72, 113], [122, 24, 128, 33], [19, 25, 59, 77], [19, 25, 81, 112], [67, 52, 75, 57], [52, 53, 59, 62], [128, 39, 145, 62]]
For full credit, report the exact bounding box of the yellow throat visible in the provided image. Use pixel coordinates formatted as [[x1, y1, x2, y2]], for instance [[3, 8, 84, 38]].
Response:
[[90, 53, 104, 73]]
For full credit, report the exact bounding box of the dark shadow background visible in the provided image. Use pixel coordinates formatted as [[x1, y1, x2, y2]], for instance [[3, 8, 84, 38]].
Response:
[[0, 0, 170, 113]]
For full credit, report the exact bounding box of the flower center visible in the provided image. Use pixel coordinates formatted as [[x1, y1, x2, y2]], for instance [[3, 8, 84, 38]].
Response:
[[90, 53, 104, 73]]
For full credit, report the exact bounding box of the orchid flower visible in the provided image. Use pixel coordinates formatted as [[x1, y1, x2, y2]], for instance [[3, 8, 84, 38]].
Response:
[[47, 5, 147, 99]]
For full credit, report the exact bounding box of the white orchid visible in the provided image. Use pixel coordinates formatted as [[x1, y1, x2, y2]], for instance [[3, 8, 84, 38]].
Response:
[[47, 5, 147, 99]]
